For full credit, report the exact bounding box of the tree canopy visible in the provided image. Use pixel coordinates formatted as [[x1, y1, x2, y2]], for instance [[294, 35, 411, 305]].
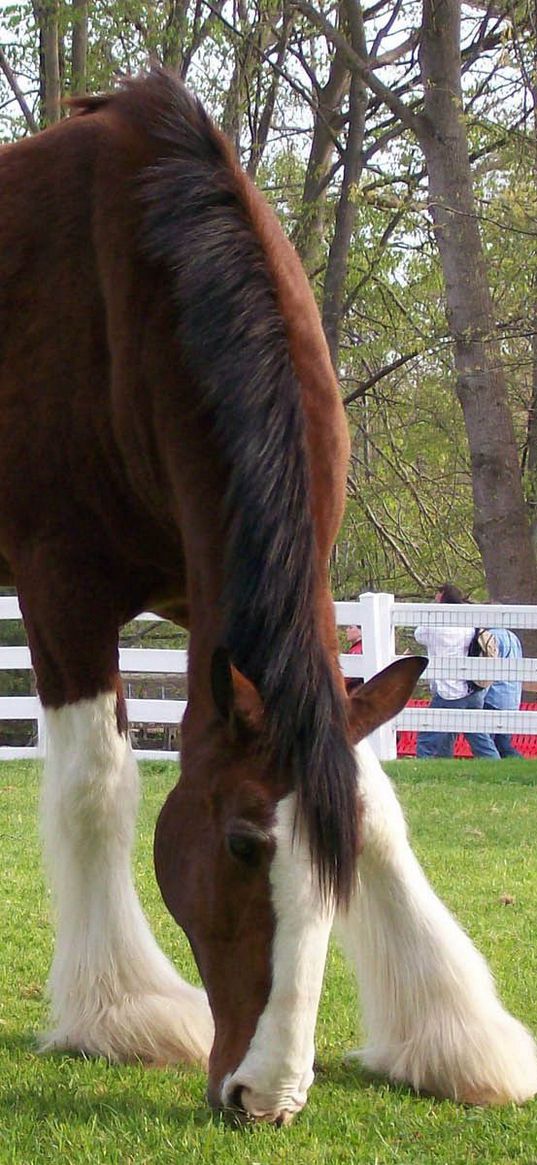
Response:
[[1, 0, 536, 602]]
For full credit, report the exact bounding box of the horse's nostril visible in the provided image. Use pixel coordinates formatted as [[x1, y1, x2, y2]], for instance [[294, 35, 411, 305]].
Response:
[[228, 1083, 245, 1111], [275, 1109, 295, 1127]]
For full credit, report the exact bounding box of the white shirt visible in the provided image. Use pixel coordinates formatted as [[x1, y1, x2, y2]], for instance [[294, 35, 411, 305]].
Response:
[[415, 623, 474, 701]]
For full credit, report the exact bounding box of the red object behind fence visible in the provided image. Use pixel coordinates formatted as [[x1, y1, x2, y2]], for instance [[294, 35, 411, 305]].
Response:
[[397, 700, 537, 758]]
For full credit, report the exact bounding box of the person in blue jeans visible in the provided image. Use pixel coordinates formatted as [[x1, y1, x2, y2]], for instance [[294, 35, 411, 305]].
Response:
[[483, 626, 523, 758], [415, 583, 500, 760]]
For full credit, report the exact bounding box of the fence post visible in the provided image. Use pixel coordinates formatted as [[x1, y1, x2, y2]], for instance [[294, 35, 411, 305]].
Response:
[[358, 591, 397, 760]]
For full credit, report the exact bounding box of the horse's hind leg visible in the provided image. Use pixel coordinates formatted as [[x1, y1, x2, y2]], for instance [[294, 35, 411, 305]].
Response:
[[334, 741, 537, 1105], [17, 564, 213, 1067]]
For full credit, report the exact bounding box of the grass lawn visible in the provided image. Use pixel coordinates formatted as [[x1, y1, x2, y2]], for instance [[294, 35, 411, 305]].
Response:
[[1, 757, 536, 1165]]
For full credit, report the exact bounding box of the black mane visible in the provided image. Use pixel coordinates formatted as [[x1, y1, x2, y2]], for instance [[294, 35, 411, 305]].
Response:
[[99, 71, 359, 903]]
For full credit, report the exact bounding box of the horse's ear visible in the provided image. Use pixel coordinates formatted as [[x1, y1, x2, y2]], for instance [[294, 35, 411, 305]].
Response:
[[231, 669, 264, 732], [211, 648, 264, 737], [346, 656, 427, 744]]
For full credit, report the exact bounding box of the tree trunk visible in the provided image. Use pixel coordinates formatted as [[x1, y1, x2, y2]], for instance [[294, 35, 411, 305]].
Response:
[[220, 0, 262, 155], [293, 46, 350, 274], [162, 0, 190, 70], [71, 0, 88, 95], [418, 0, 537, 605], [525, 4, 537, 549], [527, 301, 537, 541], [33, 1, 61, 125], [246, 13, 292, 179], [322, 0, 367, 367]]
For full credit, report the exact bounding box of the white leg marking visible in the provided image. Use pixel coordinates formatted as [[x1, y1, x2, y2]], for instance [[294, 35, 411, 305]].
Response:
[[334, 741, 537, 1104], [221, 793, 333, 1121], [40, 694, 214, 1065]]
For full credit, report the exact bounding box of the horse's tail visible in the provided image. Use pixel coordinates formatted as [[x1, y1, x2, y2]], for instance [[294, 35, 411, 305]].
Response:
[[79, 71, 359, 904]]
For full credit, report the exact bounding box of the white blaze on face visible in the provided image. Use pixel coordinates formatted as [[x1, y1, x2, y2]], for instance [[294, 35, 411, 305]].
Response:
[[220, 793, 334, 1121]]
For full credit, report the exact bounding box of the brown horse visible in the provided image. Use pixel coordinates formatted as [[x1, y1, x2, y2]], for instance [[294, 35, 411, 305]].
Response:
[[1, 71, 535, 1125]]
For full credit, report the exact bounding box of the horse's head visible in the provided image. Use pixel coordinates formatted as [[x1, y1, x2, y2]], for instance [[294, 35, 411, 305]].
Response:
[[154, 653, 425, 1125]]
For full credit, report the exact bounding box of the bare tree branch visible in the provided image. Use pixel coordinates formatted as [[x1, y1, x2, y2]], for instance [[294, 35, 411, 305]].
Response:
[[294, 0, 424, 137], [0, 48, 38, 133], [343, 349, 420, 405]]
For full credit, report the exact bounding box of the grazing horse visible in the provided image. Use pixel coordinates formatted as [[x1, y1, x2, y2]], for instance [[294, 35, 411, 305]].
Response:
[[0, 71, 536, 1126]]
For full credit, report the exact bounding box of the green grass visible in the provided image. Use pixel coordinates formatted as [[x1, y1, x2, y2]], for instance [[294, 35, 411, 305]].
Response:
[[1, 758, 536, 1164]]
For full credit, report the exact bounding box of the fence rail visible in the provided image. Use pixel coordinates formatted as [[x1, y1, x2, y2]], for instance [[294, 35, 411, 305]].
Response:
[[1, 593, 536, 760]]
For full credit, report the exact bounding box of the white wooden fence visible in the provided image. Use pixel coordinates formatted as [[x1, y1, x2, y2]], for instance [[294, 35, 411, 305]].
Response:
[[342, 593, 537, 758], [1, 592, 536, 761]]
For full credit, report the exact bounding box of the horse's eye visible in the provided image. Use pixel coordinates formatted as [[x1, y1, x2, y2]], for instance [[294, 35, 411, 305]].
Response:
[[226, 831, 262, 867]]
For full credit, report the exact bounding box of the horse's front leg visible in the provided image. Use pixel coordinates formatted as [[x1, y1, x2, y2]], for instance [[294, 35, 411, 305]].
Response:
[[334, 741, 537, 1105], [19, 569, 213, 1067]]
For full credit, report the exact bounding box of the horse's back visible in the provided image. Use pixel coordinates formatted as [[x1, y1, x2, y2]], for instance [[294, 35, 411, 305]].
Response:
[[0, 95, 182, 586], [0, 74, 348, 513], [0, 73, 348, 638]]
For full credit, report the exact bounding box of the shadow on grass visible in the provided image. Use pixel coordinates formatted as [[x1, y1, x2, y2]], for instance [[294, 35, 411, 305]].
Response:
[[314, 1055, 418, 1102], [0, 1031, 215, 1130], [314, 1057, 485, 1114], [0, 1030, 39, 1055], [0, 1035, 415, 1132], [0, 1083, 213, 1130]]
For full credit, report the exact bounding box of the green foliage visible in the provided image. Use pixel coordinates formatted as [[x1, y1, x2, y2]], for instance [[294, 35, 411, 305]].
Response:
[[1, 2, 536, 599]]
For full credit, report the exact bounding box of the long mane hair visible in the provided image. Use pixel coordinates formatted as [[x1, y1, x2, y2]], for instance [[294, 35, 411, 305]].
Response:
[[76, 71, 359, 904]]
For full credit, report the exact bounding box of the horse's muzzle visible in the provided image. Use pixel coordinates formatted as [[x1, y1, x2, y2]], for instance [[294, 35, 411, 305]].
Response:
[[212, 1080, 303, 1126]]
